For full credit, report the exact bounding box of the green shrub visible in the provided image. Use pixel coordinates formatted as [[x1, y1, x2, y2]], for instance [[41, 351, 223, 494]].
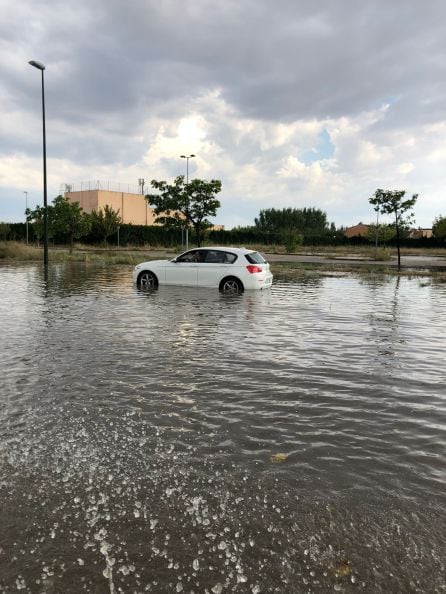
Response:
[[282, 232, 303, 253]]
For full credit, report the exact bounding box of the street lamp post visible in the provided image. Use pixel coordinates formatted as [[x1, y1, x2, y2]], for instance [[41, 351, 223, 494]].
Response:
[[374, 207, 379, 259], [24, 191, 29, 244], [180, 154, 195, 250], [28, 60, 48, 268]]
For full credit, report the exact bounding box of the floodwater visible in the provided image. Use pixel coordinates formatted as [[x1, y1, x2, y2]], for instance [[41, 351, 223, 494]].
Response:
[[0, 263, 445, 593]]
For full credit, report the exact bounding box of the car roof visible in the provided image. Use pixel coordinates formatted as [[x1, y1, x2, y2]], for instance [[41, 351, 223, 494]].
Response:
[[193, 246, 255, 254]]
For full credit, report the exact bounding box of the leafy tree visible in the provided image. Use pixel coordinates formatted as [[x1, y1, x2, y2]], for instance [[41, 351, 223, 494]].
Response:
[[90, 205, 121, 244], [254, 207, 329, 236], [26, 204, 54, 246], [146, 175, 222, 247], [52, 195, 91, 252], [0, 222, 11, 240], [365, 223, 396, 244], [432, 215, 446, 241], [369, 189, 418, 268]]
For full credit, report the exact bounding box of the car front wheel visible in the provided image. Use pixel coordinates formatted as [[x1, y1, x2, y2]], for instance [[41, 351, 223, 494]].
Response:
[[220, 276, 243, 294], [137, 270, 158, 289]]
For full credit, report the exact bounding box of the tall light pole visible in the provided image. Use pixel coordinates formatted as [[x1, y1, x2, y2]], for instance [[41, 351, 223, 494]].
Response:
[[180, 154, 195, 250], [24, 191, 29, 244], [374, 206, 379, 259], [28, 60, 48, 268]]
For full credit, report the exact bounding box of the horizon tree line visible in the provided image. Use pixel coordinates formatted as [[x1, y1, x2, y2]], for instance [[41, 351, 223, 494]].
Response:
[[2, 183, 445, 250]]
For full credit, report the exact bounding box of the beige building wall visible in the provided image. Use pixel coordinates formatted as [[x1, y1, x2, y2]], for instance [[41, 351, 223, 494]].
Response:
[[65, 189, 157, 225], [65, 187, 224, 230]]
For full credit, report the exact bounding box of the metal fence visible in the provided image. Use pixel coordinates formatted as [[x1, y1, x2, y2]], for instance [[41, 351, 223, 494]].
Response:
[[60, 180, 146, 195]]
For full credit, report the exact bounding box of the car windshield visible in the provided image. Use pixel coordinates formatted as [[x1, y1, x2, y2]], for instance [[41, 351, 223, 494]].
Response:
[[244, 251, 266, 264]]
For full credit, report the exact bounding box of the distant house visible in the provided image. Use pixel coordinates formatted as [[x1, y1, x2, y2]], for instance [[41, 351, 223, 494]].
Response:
[[408, 228, 433, 239], [344, 223, 369, 238]]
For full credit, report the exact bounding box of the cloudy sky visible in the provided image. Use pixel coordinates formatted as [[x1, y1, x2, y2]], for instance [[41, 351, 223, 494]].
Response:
[[1, 0, 445, 229]]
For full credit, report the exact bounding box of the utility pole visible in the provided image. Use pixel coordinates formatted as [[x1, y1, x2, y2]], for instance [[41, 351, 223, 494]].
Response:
[[29, 60, 48, 268], [24, 191, 29, 244]]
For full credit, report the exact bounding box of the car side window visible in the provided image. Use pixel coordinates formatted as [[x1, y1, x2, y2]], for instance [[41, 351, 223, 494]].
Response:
[[204, 250, 222, 263], [176, 250, 198, 263], [223, 252, 237, 264]]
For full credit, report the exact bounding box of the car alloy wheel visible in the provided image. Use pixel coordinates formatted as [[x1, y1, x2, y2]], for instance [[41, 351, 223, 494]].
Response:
[[220, 277, 243, 294], [138, 271, 158, 289]]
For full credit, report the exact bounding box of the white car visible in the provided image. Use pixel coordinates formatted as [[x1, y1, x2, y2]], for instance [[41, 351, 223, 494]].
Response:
[[133, 247, 273, 293]]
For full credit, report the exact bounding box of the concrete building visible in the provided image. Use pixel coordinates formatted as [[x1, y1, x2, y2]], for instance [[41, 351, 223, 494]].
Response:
[[408, 228, 433, 239], [63, 181, 224, 230], [63, 181, 156, 226]]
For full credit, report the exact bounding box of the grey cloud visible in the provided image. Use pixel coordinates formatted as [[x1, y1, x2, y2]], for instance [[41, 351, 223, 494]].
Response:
[[9, 0, 446, 131]]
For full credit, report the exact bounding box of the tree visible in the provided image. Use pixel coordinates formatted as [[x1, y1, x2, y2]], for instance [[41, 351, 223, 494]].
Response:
[[432, 215, 446, 241], [369, 189, 418, 268], [90, 205, 121, 244], [26, 204, 54, 246], [0, 222, 11, 240], [254, 207, 329, 236], [365, 223, 396, 244], [146, 175, 222, 247], [52, 195, 91, 252], [282, 230, 303, 253]]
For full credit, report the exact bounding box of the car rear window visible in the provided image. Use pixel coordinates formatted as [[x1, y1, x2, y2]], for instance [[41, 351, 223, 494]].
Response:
[[244, 252, 266, 264]]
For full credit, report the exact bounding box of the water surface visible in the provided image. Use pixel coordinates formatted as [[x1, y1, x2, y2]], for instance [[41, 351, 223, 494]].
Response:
[[0, 263, 445, 593]]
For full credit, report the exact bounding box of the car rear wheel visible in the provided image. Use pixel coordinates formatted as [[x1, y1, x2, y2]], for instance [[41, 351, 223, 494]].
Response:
[[137, 271, 158, 289], [220, 276, 243, 294]]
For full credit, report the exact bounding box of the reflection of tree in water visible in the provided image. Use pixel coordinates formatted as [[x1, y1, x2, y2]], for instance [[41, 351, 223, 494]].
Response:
[[271, 267, 324, 288], [34, 261, 132, 297], [367, 276, 403, 369]]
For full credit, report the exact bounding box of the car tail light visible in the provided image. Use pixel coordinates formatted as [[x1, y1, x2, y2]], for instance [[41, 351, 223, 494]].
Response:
[[246, 265, 263, 274]]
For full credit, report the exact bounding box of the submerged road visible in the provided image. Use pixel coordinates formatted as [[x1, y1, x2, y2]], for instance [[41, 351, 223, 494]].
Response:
[[265, 252, 446, 269]]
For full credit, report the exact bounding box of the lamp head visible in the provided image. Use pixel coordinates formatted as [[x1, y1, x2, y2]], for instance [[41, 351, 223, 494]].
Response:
[[29, 60, 45, 71]]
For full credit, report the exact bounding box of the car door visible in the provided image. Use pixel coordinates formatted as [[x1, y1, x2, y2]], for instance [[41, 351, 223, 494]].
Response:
[[196, 249, 225, 287], [165, 250, 199, 286]]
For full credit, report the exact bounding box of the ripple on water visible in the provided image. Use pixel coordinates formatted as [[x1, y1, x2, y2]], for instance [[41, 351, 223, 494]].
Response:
[[1, 404, 445, 593], [0, 263, 445, 592]]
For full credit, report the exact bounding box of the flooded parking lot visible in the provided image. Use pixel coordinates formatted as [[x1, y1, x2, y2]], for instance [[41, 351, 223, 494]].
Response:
[[0, 263, 445, 593]]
